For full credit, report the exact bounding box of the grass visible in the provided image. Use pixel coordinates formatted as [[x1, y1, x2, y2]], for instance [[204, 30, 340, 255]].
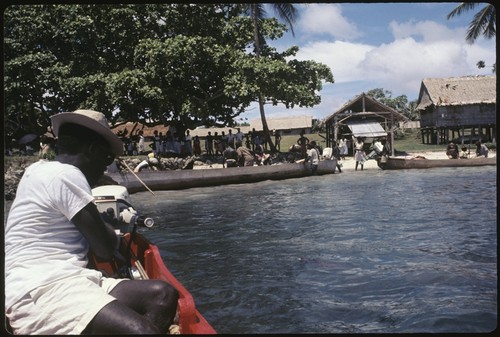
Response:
[[278, 129, 445, 154]]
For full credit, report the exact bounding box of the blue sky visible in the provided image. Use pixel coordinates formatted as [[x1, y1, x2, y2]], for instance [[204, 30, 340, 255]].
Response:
[[243, 2, 496, 122]]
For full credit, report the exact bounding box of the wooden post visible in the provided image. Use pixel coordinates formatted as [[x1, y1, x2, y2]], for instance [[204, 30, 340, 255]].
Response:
[[391, 111, 395, 156]]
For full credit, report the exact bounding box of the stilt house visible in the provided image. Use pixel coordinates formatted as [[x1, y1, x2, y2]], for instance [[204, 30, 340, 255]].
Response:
[[416, 75, 496, 144]]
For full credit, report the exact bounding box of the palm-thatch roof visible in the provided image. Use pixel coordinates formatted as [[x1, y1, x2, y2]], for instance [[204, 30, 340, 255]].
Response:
[[325, 92, 408, 124], [416, 75, 496, 110]]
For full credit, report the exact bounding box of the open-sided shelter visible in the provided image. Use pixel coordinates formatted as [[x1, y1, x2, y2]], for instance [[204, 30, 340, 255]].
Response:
[[324, 93, 408, 155]]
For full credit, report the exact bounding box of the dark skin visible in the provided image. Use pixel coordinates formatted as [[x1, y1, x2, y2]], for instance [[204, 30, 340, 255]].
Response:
[[56, 139, 178, 334]]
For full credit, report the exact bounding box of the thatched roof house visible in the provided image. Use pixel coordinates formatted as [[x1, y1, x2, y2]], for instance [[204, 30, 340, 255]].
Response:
[[416, 75, 496, 144]]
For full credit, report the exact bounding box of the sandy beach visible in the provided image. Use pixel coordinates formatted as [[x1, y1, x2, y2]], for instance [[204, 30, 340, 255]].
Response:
[[337, 150, 496, 172], [194, 149, 496, 172]]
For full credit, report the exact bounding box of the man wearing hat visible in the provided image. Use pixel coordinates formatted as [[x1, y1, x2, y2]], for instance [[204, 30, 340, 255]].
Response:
[[5, 110, 178, 334]]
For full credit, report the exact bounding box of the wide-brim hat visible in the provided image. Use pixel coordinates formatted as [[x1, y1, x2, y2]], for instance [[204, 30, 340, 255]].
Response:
[[50, 109, 123, 156]]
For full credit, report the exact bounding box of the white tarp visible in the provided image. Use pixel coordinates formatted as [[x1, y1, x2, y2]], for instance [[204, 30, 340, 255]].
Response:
[[346, 122, 387, 138]]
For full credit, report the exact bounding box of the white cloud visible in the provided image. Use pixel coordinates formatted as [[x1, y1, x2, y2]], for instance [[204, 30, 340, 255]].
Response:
[[255, 4, 496, 121], [297, 4, 362, 41], [389, 20, 461, 43], [296, 40, 375, 84], [294, 19, 495, 99]]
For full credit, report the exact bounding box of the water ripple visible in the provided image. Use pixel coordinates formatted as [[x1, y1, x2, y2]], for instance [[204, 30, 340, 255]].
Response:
[[132, 166, 497, 333]]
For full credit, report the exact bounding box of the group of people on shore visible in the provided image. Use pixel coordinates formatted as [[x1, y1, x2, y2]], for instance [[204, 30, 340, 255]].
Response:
[[446, 140, 489, 159], [119, 127, 282, 160]]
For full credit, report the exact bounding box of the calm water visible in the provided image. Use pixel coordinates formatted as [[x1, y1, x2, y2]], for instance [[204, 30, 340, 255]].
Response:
[[129, 165, 497, 334]]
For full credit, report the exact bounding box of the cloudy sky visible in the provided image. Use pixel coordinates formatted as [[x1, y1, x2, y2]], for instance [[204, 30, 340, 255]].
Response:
[[243, 2, 496, 122]]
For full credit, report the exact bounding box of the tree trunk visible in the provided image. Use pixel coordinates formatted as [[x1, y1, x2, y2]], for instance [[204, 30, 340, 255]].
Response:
[[258, 93, 276, 153]]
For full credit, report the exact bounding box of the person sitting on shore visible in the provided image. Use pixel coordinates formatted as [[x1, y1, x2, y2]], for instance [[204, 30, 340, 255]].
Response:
[[446, 141, 459, 159], [235, 141, 254, 167], [475, 141, 489, 158], [459, 145, 469, 159], [5, 109, 178, 334], [134, 152, 161, 172], [223, 144, 238, 168], [254, 144, 271, 166]]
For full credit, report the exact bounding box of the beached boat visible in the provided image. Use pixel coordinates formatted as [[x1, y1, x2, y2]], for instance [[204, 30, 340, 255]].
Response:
[[106, 159, 338, 193], [379, 156, 496, 170], [89, 185, 217, 334]]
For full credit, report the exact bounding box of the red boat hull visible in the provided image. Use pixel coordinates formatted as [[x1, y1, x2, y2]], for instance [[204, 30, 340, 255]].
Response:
[[88, 233, 216, 334]]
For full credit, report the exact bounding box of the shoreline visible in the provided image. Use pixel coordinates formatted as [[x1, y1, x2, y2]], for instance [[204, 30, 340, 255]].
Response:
[[4, 150, 496, 200], [194, 150, 496, 172]]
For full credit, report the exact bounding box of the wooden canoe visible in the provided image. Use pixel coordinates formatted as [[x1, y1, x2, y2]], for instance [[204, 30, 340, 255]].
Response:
[[105, 159, 338, 193], [380, 156, 496, 170], [88, 232, 217, 334]]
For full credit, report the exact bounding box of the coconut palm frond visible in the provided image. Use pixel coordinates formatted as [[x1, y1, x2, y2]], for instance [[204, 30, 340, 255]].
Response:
[[466, 4, 496, 43], [272, 3, 299, 36], [446, 2, 480, 20]]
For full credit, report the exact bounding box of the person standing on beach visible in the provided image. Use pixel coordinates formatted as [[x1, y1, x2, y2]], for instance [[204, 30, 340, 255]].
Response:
[[304, 140, 320, 175], [205, 131, 214, 156], [332, 141, 343, 173], [137, 130, 145, 155], [297, 129, 309, 160], [235, 128, 244, 148], [274, 129, 281, 152], [354, 137, 366, 171], [338, 137, 347, 160]]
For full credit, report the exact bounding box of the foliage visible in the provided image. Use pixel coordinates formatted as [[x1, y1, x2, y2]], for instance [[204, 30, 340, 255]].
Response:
[[4, 4, 333, 143], [236, 3, 333, 153], [447, 2, 496, 43], [447, 3, 496, 74], [366, 88, 419, 121]]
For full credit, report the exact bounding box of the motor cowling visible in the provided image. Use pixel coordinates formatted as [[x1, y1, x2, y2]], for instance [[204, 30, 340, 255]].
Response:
[[92, 185, 154, 233]]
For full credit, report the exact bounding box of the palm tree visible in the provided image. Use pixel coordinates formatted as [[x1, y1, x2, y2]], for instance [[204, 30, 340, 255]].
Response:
[[244, 3, 298, 153], [447, 2, 496, 43]]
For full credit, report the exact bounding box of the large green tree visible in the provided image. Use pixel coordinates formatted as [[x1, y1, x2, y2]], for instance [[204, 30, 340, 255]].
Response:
[[4, 4, 333, 142], [366, 88, 419, 121]]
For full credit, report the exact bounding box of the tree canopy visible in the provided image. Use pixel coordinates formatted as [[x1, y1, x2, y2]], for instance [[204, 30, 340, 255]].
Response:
[[366, 88, 419, 121], [4, 4, 333, 141]]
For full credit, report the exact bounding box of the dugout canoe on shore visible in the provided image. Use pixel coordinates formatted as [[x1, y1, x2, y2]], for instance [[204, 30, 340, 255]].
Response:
[[105, 159, 338, 193], [380, 156, 496, 170]]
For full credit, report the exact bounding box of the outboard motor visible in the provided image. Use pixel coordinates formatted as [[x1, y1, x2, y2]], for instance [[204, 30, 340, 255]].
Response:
[[91, 185, 154, 234]]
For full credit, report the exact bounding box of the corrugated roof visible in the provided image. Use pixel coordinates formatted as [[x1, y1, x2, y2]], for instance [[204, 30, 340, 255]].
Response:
[[346, 121, 387, 138], [416, 75, 496, 110]]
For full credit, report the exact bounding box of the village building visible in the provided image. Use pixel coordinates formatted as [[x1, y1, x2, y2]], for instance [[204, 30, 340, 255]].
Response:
[[111, 115, 312, 141], [416, 75, 496, 144], [189, 115, 312, 138], [323, 93, 408, 155]]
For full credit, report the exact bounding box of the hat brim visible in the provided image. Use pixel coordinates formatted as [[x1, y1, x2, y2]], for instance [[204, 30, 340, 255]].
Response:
[[51, 112, 123, 156]]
